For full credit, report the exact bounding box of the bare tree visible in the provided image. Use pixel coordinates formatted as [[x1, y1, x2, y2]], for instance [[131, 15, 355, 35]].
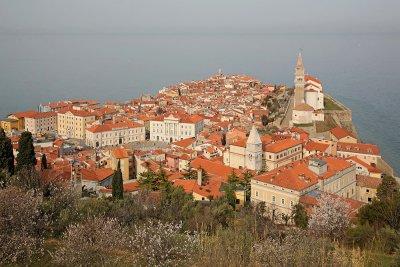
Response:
[[308, 194, 350, 240], [0, 187, 44, 265]]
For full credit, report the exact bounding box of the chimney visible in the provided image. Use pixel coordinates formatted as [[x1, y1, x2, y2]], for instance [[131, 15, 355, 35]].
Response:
[[112, 116, 116, 124], [197, 169, 202, 186]]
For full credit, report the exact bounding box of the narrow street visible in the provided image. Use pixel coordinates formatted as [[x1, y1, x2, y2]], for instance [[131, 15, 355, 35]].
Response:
[[281, 95, 294, 127]]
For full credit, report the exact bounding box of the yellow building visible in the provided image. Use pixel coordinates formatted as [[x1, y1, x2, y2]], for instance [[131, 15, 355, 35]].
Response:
[[251, 157, 357, 222], [1, 118, 19, 133], [330, 127, 358, 143], [8, 110, 39, 131], [110, 148, 130, 181], [57, 109, 95, 140], [356, 175, 381, 203]]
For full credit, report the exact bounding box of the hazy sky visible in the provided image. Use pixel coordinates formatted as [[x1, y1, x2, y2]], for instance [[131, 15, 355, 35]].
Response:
[[1, 0, 399, 34]]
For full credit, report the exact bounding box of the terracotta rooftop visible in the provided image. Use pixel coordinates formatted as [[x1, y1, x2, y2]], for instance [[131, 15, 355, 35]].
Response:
[[356, 175, 382, 189], [87, 121, 144, 133], [337, 142, 380, 156], [330, 127, 355, 139], [172, 137, 196, 148], [253, 156, 353, 191], [112, 148, 129, 159], [265, 139, 302, 153], [80, 168, 114, 182]]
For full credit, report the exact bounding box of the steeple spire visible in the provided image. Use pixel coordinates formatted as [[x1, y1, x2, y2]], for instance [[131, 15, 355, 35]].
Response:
[[296, 49, 303, 67], [247, 125, 262, 145]]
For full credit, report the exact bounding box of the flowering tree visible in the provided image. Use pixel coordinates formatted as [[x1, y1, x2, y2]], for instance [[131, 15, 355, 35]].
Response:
[[52, 216, 129, 266], [130, 220, 199, 267], [308, 194, 350, 240], [0, 187, 44, 265]]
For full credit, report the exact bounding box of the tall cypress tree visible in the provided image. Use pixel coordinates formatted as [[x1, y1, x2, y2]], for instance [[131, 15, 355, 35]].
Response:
[[41, 154, 48, 170], [0, 128, 14, 175], [112, 161, 123, 200], [15, 131, 37, 172]]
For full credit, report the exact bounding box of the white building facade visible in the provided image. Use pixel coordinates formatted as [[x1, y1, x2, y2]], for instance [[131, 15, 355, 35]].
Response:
[[150, 114, 204, 143]]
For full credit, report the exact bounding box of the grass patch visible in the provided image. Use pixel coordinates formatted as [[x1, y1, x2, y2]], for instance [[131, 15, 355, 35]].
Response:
[[364, 251, 395, 267], [315, 115, 338, 133], [324, 98, 343, 110]]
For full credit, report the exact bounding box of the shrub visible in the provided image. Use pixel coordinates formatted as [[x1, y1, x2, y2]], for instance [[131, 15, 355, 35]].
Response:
[[344, 223, 375, 249], [374, 227, 400, 254]]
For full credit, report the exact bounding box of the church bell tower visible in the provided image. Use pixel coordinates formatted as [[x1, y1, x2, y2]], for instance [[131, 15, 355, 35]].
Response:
[[246, 125, 263, 171], [294, 51, 305, 107]]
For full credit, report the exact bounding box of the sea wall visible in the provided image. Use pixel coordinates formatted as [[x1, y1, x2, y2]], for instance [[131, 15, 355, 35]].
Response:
[[316, 94, 359, 140]]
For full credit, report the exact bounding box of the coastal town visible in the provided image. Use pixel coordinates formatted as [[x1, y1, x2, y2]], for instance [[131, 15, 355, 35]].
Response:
[[0, 52, 396, 223]]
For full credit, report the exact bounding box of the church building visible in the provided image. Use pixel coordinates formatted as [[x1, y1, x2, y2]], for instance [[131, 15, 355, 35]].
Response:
[[292, 52, 325, 125], [223, 125, 303, 171]]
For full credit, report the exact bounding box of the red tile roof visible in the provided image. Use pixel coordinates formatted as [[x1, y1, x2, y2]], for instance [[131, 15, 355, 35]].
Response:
[[112, 148, 129, 159], [330, 127, 355, 139], [253, 157, 353, 191], [304, 141, 330, 152], [10, 110, 39, 119], [87, 121, 144, 133], [80, 168, 114, 182], [337, 142, 379, 156], [305, 75, 322, 85], [172, 138, 196, 148], [346, 156, 381, 173], [356, 175, 382, 189], [57, 108, 95, 117], [190, 158, 241, 182], [265, 139, 302, 153], [26, 111, 57, 119]]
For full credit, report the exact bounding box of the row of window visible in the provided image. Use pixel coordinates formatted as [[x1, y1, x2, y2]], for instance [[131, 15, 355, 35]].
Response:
[[275, 146, 301, 160], [254, 191, 294, 208], [96, 130, 143, 138]]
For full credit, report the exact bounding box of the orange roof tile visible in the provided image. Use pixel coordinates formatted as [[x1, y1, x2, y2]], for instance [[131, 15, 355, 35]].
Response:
[[81, 168, 114, 182], [337, 142, 379, 156], [356, 175, 382, 189], [330, 127, 355, 139], [172, 138, 196, 148], [265, 139, 302, 153], [304, 141, 330, 152], [112, 148, 129, 159], [253, 156, 353, 191], [87, 121, 144, 133], [10, 110, 38, 119]]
